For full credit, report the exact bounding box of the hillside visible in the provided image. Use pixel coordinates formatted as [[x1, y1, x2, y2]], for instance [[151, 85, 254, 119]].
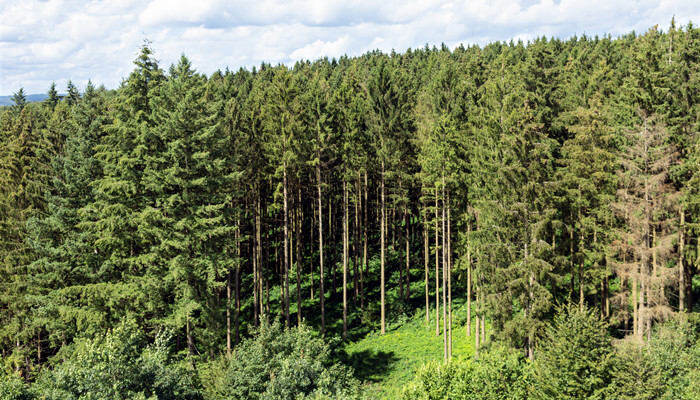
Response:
[[0, 93, 48, 106]]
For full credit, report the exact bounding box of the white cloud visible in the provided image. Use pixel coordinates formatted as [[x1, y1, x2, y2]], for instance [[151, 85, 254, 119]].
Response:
[[289, 36, 352, 60], [1, 0, 699, 94]]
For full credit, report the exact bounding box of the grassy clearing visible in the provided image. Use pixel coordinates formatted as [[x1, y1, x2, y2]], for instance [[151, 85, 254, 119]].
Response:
[[344, 300, 476, 399]]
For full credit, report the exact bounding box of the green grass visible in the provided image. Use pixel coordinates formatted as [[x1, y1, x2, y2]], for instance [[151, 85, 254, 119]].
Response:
[[344, 301, 476, 399]]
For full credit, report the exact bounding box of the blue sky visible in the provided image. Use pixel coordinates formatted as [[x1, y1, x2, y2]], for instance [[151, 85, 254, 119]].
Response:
[[1, 0, 698, 95]]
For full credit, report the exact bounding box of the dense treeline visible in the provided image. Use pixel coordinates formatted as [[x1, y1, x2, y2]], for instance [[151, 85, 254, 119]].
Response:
[[1, 21, 699, 393]]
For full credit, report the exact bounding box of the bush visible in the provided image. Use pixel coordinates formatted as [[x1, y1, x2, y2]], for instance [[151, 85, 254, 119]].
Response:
[[31, 320, 202, 400], [611, 317, 699, 400], [200, 319, 361, 400], [0, 372, 33, 400], [530, 304, 614, 400], [401, 344, 528, 400]]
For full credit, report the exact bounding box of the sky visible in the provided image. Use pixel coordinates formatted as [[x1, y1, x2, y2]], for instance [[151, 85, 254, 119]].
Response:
[[1, 0, 699, 95]]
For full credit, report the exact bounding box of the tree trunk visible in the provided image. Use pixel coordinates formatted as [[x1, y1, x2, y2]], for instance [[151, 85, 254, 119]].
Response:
[[257, 196, 264, 322], [235, 224, 240, 345], [362, 172, 368, 310], [405, 206, 410, 302], [442, 176, 447, 362], [186, 317, 194, 356], [227, 264, 232, 356], [424, 199, 429, 326], [317, 160, 325, 334], [475, 288, 480, 358], [633, 261, 639, 338], [447, 191, 452, 359], [254, 196, 260, 326], [380, 161, 386, 335], [310, 199, 315, 301], [435, 187, 440, 336], [354, 174, 360, 305], [343, 180, 349, 340], [467, 219, 471, 336], [296, 187, 302, 327], [679, 208, 685, 311]]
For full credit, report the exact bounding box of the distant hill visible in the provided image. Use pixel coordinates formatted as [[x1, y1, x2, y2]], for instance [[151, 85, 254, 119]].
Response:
[[0, 93, 49, 106]]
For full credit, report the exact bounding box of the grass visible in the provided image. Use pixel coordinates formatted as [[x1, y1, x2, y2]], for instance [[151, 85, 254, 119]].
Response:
[[344, 299, 476, 399]]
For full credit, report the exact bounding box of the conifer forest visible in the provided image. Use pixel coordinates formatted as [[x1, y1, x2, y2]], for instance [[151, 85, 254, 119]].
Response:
[[1, 21, 700, 399]]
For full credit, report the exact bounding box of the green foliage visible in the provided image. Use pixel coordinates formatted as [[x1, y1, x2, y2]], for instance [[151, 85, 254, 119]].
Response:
[[611, 317, 700, 400], [0, 371, 33, 400], [1, 21, 700, 400], [401, 344, 528, 400], [530, 305, 614, 400], [31, 320, 202, 400], [200, 319, 361, 400]]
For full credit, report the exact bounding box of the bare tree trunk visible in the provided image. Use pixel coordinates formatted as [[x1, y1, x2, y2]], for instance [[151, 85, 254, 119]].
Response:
[[330, 195, 335, 295], [283, 163, 290, 328], [37, 331, 41, 364], [257, 196, 264, 322], [579, 206, 584, 311], [481, 315, 485, 344], [343, 180, 349, 340], [435, 187, 440, 336], [186, 317, 194, 356], [227, 262, 232, 356], [570, 225, 575, 301], [363, 172, 368, 311], [679, 208, 685, 311], [442, 176, 447, 362], [381, 161, 386, 335], [354, 174, 360, 305], [296, 187, 302, 327], [254, 196, 260, 326], [475, 288, 480, 358], [235, 223, 240, 345], [447, 191, 452, 359], [424, 199, 429, 326], [467, 220, 471, 336], [310, 199, 315, 301], [317, 160, 325, 335], [526, 242, 534, 361], [405, 206, 410, 301], [633, 262, 639, 338]]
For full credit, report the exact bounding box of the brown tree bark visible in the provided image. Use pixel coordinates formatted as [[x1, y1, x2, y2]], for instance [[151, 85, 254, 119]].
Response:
[[317, 159, 325, 334], [380, 161, 386, 335], [405, 206, 410, 302], [467, 219, 471, 337], [435, 187, 440, 336], [424, 199, 429, 326], [343, 180, 349, 339], [442, 177, 447, 362], [679, 208, 685, 311], [296, 187, 302, 327], [447, 190, 452, 359]]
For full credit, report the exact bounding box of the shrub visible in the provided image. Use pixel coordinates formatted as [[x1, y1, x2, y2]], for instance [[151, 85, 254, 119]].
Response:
[[31, 320, 202, 400], [401, 344, 528, 400], [611, 317, 699, 400], [530, 304, 614, 400], [200, 319, 361, 400]]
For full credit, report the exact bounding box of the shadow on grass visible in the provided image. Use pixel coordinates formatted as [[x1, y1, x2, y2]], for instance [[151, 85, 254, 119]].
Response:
[[343, 349, 399, 382]]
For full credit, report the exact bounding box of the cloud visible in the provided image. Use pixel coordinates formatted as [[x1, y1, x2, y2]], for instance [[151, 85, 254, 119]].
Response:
[[1, 0, 699, 94]]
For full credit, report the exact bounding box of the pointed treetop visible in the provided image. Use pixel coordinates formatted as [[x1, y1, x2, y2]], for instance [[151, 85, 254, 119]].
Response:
[[84, 80, 96, 100], [66, 80, 80, 105], [45, 82, 60, 109], [11, 88, 26, 110]]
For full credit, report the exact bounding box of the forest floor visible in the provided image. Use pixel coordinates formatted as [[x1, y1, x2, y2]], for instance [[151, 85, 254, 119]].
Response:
[[344, 299, 475, 399]]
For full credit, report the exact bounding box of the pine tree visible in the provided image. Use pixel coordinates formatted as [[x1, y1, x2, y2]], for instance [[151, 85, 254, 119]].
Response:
[[11, 88, 26, 111]]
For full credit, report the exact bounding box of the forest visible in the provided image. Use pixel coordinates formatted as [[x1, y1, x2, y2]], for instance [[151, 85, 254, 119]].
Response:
[[1, 21, 699, 399]]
